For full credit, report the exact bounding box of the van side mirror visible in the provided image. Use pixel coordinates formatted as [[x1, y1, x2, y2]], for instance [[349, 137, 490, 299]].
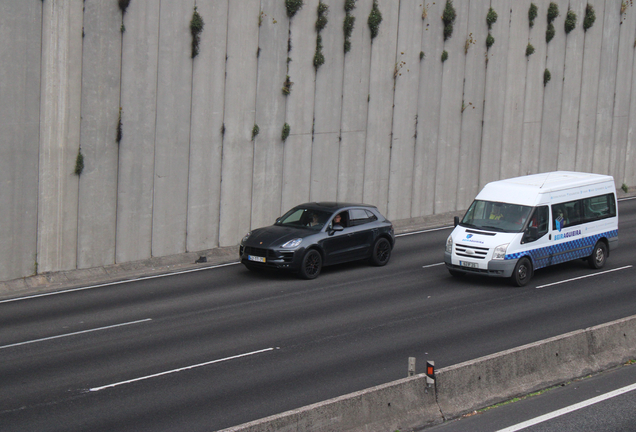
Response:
[[454, 216, 459, 227]]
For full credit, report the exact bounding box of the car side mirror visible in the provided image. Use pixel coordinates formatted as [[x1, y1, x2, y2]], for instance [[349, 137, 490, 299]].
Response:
[[329, 225, 344, 235], [454, 216, 459, 227]]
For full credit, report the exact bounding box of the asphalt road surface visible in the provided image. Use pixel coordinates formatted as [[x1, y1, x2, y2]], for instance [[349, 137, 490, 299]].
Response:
[[1, 199, 635, 431]]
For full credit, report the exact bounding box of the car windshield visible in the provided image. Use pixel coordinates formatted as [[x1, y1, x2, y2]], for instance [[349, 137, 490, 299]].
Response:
[[461, 200, 532, 233], [275, 208, 333, 230]]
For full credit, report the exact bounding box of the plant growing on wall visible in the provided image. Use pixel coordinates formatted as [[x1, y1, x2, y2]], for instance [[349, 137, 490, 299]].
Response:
[[368, 0, 382, 41], [190, 6, 205, 58], [441, 50, 448, 62], [251, 124, 260, 141], [286, 0, 304, 18], [464, 33, 475, 54], [487, 7, 498, 29], [314, 34, 325, 69], [74, 149, 84, 176], [118, 0, 131, 14], [316, 1, 328, 31], [314, 2, 328, 70], [583, 4, 596, 31], [281, 123, 291, 141], [442, 0, 456, 41], [546, 2, 558, 43], [526, 43, 535, 56], [282, 75, 293, 95], [486, 32, 495, 49], [564, 9, 577, 33], [116, 107, 123, 144], [343, 0, 356, 53], [544, 68, 551, 86], [528, 3, 538, 28], [622, 183, 629, 193]]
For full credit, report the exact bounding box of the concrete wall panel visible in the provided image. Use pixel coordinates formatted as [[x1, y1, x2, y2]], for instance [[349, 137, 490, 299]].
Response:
[[575, 0, 604, 172], [500, 1, 531, 180], [538, 0, 569, 173], [520, 0, 549, 176], [311, 0, 346, 202], [151, 2, 195, 256], [362, 0, 400, 216], [0, 1, 43, 279], [77, 1, 121, 268], [434, 0, 470, 213], [337, 0, 373, 203], [387, 0, 423, 220], [412, 1, 445, 216], [116, 0, 160, 263], [281, 0, 318, 213], [186, 0, 229, 250], [592, 0, 621, 174], [479, 0, 511, 189], [625, 39, 636, 186], [609, 4, 636, 184], [37, 0, 83, 275], [219, 0, 261, 246], [557, 1, 586, 171], [456, 0, 490, 209], [250, 0, 288, 228]]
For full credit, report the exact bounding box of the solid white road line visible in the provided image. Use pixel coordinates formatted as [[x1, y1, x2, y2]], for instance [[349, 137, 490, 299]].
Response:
[[496, 382, 636, 432], [423, 263, 445, 268], [396, 226, 454, 237], [535, 265, 632, 289], [0, 262, 241, 304], [0, 318, 152, 350], [89, 347, 276, 392]]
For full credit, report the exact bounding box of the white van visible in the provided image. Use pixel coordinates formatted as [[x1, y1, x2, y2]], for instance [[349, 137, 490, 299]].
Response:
[[444, 171, 618, 286]]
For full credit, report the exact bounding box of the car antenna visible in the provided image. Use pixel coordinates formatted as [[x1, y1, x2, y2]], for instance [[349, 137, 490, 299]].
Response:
[[539, 172, 552, 189]]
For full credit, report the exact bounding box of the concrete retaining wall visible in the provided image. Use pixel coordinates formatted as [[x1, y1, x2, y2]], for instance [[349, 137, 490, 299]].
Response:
[[3, 0, 636, 281], [221, 314, 636, 432]]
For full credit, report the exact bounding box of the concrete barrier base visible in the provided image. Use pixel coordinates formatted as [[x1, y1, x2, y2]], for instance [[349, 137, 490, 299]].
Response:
[[223, 315, 636, 431]]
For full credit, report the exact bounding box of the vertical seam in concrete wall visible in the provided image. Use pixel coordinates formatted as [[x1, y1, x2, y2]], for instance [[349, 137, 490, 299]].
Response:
[[150, 1, 164, 258], [573, 3, 587, 170], [36, 1, 45, 275], [250, 0, 263, 229], [217, 4, 231, 243], [361, 8, 375, 203], [75, 3, 87, 268], [114, 11, 125, 259], [185, 11, 196, 250], [608, 1, 625, 174], [386, 0, 402, 214]]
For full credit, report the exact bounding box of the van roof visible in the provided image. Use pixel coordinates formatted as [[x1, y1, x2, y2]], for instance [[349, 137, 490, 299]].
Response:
[[476, 171, 615, 206]]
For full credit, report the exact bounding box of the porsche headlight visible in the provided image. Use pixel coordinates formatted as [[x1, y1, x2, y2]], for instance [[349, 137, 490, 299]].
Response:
[[445, 235, 453, 253], [492, 243, 509, 260], [242, 232, 252, 243], [282, 238, 302, 249]]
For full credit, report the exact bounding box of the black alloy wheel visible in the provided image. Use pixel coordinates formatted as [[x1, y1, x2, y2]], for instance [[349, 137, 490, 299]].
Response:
[[299, 249, 322, 279], [370, 237, 391, 266]]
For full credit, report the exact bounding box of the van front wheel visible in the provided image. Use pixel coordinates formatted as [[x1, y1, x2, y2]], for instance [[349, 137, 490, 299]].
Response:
[[511, 257, 533, 287], [588, 241, 607, 269]]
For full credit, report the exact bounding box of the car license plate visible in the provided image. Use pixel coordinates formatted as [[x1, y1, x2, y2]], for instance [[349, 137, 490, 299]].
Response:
[[248, 255, 266, 263], [459, 261, 478, 268]]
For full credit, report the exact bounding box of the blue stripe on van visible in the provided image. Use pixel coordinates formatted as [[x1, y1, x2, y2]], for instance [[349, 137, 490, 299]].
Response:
[[504, 230, 618, 270]]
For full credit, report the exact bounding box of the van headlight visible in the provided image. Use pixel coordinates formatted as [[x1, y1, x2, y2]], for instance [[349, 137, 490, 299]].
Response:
[[492, 243, 509, 260], [445, 236, 453, 253]]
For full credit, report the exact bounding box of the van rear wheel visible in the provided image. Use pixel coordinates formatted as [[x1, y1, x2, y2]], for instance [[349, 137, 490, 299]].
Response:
[[588, 241, 607, 269], [511, 257, 533, 287]]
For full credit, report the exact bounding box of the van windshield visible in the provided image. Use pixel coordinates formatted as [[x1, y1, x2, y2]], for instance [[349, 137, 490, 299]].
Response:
[[461, 200, 533, 233]]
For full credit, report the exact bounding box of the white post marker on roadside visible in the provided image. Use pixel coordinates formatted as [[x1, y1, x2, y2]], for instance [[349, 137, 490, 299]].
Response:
[[408, 357, 416, 376]]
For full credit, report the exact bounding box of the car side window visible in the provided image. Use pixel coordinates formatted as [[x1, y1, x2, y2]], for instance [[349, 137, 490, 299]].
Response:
[[349, 209, 372, 226]]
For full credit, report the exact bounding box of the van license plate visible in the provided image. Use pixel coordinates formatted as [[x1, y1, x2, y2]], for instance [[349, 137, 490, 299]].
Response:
[[460, 261, 478, 268], [248, 255, 266, 263]]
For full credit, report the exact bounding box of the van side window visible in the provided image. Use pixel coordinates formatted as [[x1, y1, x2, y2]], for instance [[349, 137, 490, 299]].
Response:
[[523, 206, 549, 243], [551, 193, 616, 231]]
